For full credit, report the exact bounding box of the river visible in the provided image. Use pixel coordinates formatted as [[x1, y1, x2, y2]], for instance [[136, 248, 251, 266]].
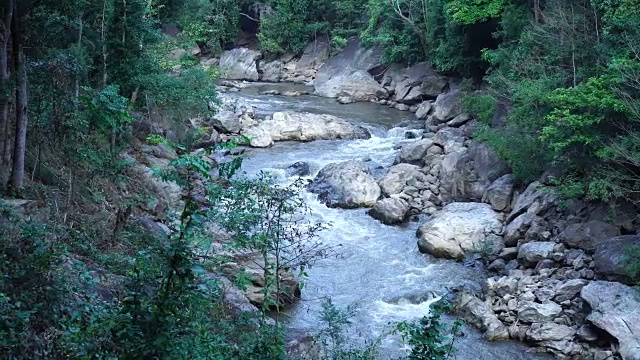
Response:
[[229, 82, 548, 359]]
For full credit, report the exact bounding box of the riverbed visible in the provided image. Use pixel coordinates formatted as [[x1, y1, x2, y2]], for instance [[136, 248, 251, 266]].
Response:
[[229, 82, 548, 359]]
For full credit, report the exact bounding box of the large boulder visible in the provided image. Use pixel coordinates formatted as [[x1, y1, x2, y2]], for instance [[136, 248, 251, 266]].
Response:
[[558, 221, 620, 252], [483, 174, 515, 212], [242, 112, 370, 147], [314, 37, 387, 101], [506, 182, 558, 223], [211, 110, 241, 133], [391, 62, 449, 104], [433, 89, 464, 122], [378, 164, 422, 196], [581, 281, 640, 360], [260, 60, 284, 82], [517, 301, 563, 323], [308, 160, 381, 208], [219, 48, 262, 81], [415, 101, 433, 120], [594, 235, 640, 284], [315, 70, 388, 101], [417, 202, 504, 260], [295, 36, 331, 73], [368, 197, 410, 225], [455, 292, 509, 341], [395, 138, 434, 166], [439, 141, 510, 203], [526, 323, 576, 342], [517, 241, 556, 268]]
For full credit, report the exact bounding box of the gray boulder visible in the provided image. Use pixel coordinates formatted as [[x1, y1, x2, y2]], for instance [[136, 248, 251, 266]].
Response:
[[242, 112, 370, 147], [517, 301, 563, 323], [378, 164, 422, 196], [440, 141, 510, 203], [506, 182, 558, 223], [581, 281, 640, 360], [219, 48, 262, 81], [392, 62, 448, 104], [433, 89, 464, 122], [395, 138, 434, 166], [455, 291, 510, 341], [308, 160, 381, 208], [483, 174, 515, 212], [417, 202, 504, 260], [315, 70, 388, 101], [314, 37, 387, 101], [518, 241, 556, 268], [368, 197, 410, 225], [559, 221, 620, 252], [296, 36, 331, 71], [211, 110, 241, 133], [526, 323, 576, 342], [260, 60, 284, 82], [415, 101, 433, 120], [594, 235, 640, 284], [554, 279, 588, 302]]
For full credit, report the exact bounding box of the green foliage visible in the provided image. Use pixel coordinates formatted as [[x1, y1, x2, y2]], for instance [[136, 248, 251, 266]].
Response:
[[625, 246, 640, 285], [446, 0, 506, 25], [464, 93, 497, 124], [315, 298, 380, 360], [395, 301, 463, 360]]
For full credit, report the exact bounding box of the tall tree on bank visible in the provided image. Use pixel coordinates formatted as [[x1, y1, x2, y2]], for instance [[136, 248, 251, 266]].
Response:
[[0, 0, 12, 166], [8, 0, 26, 194]]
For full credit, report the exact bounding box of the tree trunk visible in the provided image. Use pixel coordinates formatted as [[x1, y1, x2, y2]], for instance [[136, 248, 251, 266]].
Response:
[[0, 1, 13, 166], [8, 1, 27, 193]]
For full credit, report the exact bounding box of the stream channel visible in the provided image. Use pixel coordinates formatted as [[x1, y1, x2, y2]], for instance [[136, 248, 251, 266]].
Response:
[[229, 82, 549, 360]]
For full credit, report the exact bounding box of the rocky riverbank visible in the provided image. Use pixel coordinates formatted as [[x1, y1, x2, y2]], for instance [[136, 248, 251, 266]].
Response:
[[197, 35, 640, 359]]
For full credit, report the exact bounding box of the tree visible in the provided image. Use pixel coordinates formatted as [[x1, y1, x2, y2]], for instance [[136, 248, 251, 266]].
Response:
[[8, 0, 26, 194]]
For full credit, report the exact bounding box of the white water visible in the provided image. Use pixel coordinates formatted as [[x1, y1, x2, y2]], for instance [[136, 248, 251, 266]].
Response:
[[231, 83, 548, 359]]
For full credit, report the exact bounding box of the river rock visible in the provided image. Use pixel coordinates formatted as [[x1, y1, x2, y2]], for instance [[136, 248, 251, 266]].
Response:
[[455, 291, 510, 341], [554, 279, 588, 302], [558, 221, 620, 252], [526, 323, 576, 342], [391, 62, 448, 104], [517, 301, 563, 323], [415, 101, 433, 120], [286, 162, 311, 177], [261, 60, 284, 82], [308, 160, 381, 208], [314, 37, 387, 101], [594, 235, 640, 284], [315, 70, 388, 101], [222, 252, 301, 309], [242, 112, 370, 147], [433, 89, 464, 122], [368, 197, 410, 225], [440, 141, 510, 203], [506, 182, 558, 223], [395, 138, 434, 166], [483, 174, 515, 212], [581, 281, 640, 360], [417, 202, 504, 260], [219, 48, 262, 81], [211, 110, 241, 133], [296, 36, 331, 71], [518, 242, 556, 268], [378, 164, 422, 196]]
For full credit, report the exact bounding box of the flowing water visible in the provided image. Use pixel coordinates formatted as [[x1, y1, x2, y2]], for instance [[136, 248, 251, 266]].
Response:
[[228, 82, 548, 359]]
